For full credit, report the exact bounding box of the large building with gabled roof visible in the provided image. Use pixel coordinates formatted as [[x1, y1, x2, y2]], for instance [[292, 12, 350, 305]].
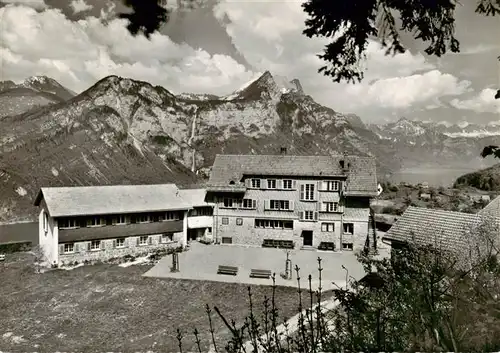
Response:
[[34, 184, 213, 266], [205, 153, 378, 251]]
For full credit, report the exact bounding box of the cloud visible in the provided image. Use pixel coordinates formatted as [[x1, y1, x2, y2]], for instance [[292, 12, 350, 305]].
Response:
[[0, 0, 46, 10], [69, 0, 92, 14], [342, 70, 472, 109], [1, 0, 474, 123], [450, 88, 500, 114], [213, 0, 468, 118], [0, 4, 255, 94]]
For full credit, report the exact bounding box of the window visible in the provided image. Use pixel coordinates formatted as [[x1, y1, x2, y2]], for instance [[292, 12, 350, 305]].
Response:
[[208, 227, 212, 234], [254, 219, 293, 229], [115, 238, 125, 248], [191, 207, 212, 216], [113, 215, 128, 225], [251, 179, 261, 188], [90, 240, 101, 250], [343, 223, 354, 234], [43, 212, 48, 233], [223, 198, 235, 208], [326, 181, 340, 191], [267, 179, 277, 189], [236, 218, 243, 226], [325, 202, 339, 212], [222, 217, 229, 225], [165, 211, 180, 221], [59, 218, 78, 229], [321, 223, 335, 232], [138, 214, 150, 223], [242, 199, 256, 209], [269, 200, 291, 210], [304, 211, 314, 220], [300, 183, 316, 201], [139, 236, 149, 245], [342, 243, 353, 250], [87, 217, 104, 227], [161, 233, 173, 243], [63, 243, 74, 253], [282, 179, 293, 189]]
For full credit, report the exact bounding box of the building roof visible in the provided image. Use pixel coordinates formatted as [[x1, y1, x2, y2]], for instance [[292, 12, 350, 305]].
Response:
[[177, 188, 213, 207], [208, 154, 378, 195], [477, 195, 500, 218], [34, 184, 203, 218], [383, 206, 499, 253]]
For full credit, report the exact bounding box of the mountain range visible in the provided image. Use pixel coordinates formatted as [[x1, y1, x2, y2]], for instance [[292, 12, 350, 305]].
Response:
[[1, 72, 499, 222]]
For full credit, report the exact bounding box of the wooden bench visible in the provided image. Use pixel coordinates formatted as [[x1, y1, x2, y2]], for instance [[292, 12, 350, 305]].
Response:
[[217, 265, 238, 276], [250, 269, 272, 279], [318, 242, 336, 251]]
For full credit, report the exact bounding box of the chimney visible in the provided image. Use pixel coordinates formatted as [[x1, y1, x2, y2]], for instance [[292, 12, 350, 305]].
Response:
[[280, 147, 287, 155], [340, 151, 349, 172]]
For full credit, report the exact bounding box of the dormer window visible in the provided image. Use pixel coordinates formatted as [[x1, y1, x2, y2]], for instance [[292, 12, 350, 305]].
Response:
[[229, 180, 235, 185], [251, 179, 261, 188], [339, 160, 345, 169]]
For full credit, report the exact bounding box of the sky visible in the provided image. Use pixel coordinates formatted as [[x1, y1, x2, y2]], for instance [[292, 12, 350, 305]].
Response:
[[0, 0, 499, 124]]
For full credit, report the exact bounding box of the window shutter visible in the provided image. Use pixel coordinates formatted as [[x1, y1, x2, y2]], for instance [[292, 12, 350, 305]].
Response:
[[261, 179, 267, 189], [59, 244, 64, 254], [314, 211, 319, 221], [136, 237, 140, 246], [100, 241, 105, 250], [289, 200, 294, 211], [321, 181, 328, 191], [277, 179, 283, 189], [264, 200, 270, 210], [87, 242, 91, 251], [321, 202, 327, 212], [125, 238, 129, 247], [148, 236, 152, 245], [300, 184, 305, 200], [245, 179, 251, 188], [113, 239, 116, 248], [315, 182, 321, 200], [252, 200, 257, 209], [299, 211, 304, 220], [158, 235, 162, 243], [292, 180, 297, 190]]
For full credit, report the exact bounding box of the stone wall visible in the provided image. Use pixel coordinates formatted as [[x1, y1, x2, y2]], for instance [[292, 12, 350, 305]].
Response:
[[58, 232, 182, 266]]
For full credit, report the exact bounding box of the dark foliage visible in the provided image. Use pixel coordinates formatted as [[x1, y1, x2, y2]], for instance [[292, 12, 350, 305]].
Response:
[[119, 0, 170, 37], [481, 145, 500, 159], [302, 0, 500, 86]]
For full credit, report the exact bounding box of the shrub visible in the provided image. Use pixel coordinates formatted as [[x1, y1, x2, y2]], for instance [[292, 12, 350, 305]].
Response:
[[179, 233, 500, 352], [0, 241, 32, 254], [388, 185, 399, 192]]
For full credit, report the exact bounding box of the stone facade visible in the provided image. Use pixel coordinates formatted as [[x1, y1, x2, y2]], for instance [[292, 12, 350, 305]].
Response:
[[58, 233, 183, 266], [211, 178, 372, 251]]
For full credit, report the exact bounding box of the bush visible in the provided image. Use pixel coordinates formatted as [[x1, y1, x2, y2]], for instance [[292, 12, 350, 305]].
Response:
[[179, 240, 500, 352], [0, 241, 32, 254], [388, 185, 399, 192]]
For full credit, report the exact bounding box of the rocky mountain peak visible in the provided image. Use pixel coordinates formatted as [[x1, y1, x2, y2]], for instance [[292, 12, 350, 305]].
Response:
[[84, 75, 175, 103]]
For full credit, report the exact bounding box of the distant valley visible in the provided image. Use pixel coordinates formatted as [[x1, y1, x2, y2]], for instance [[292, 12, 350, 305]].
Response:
[[0, 73, 499, 222]]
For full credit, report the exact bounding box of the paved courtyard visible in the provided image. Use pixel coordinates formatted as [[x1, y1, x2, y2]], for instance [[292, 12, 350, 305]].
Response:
[[144, 241, 390, 291]]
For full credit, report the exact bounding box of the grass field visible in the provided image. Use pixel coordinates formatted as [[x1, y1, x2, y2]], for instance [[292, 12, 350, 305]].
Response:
[[0, 253, 331, 351]]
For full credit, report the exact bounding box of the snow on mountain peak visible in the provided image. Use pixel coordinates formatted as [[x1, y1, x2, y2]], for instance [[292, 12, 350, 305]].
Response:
[[437, 120, 453, 127]]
